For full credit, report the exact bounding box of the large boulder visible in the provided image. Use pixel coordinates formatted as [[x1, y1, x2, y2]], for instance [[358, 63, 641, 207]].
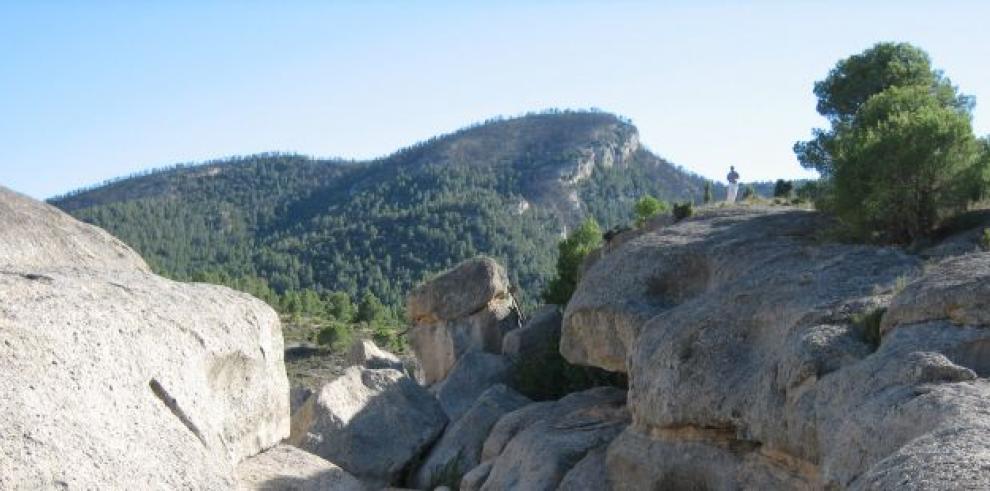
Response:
[[235, 444, 365, 491], [407, 257, 521, 385], [501, 305, 562, 358], [881, 253, 990, 333], [287, 366, 447, 487], [0, 187, 290, 489], [347, 338, 404, 371], [406, 257, 510, 325], [431, 351, 513, 422], [0, 186, 149, 272], [561, 206, 990, 489], [412, 385, 530, 489], [479, 387, 629, 491], [409, 302, 519, 385]]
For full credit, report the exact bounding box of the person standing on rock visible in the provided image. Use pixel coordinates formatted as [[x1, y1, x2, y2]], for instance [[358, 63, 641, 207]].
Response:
[[726, 165, 740, 203]]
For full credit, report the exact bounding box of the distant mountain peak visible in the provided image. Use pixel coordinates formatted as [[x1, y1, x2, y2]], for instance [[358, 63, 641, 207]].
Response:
[[50, 109, 707, 309]]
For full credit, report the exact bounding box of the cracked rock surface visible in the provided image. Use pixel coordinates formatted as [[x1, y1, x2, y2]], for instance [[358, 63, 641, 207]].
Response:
[[0, 186, 292, 489], [563, 206, 990, 489]]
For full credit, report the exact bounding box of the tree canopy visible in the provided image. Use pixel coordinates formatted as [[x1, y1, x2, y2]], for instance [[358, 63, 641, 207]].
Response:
[[794, 42, 985, 242], [541, 218, 602, 306]]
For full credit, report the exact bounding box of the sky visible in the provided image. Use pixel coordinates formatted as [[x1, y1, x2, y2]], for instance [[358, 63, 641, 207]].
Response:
[[2, 1, 989, 200]]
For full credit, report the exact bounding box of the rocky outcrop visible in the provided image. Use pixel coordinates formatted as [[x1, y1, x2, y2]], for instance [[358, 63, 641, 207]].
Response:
[[0, 186, 150, 272], [561, 206, 990, 489], [0, 187, 291, 489], [477, 387, 629, 490], [406, 257, 511, 325], [287, 366, 447, 487], [407, 257, 520, 384], [412, 385, 530, 489], [432, 351, 513, 422], [501, 305, 562, 359], [235, 444, 365, 491], [347, 338, 405, 372], [881, 253, 990, 333]]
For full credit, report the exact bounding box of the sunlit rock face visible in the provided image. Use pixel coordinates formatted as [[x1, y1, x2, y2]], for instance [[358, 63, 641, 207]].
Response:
[[0, 186, 292, 489], [406, 256, 520, 385], [561, 206, 990, 489], [288, 366, 447, 487]]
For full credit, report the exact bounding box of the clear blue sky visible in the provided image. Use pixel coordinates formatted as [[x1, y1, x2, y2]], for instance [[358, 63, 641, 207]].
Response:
[[2, 1, 988, 199]]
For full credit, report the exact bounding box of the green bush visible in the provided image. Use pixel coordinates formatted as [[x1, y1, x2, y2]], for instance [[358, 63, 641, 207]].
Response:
[[371, 322, 407, 353], [795, 181, 821, 203], [315, 322, 352, 350], [773, 179, 794, 198], [795, 43, 982, 243], [981, 228, 990, 251], [541, 218, 602, 305], [633, 195, 670, 226], [673, 202, 693, 221]]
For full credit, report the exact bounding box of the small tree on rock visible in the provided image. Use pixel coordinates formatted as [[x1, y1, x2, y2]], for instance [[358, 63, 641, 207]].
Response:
[[542, 219, 602, 305]]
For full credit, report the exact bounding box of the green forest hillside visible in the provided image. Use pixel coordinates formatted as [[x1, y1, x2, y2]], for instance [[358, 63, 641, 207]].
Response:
[[51, 110, 711, 311]]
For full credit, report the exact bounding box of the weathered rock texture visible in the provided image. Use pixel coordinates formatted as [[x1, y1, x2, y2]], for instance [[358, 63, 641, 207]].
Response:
[[431, 351, 513, 422], [0, 187, 291, 489], [406, 256, 510, 325], [287, 366, 447, 487], [407, 257, 520, 384], [413, 384, 530, 489], [235, 444, 365, 491], [347, 338, 405, 371], [478, 387, 629, 490], [562, 206, 990, 489], [501, 305, 562, 359]]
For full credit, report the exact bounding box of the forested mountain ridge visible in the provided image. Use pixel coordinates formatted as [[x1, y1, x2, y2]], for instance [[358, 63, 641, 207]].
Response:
[[51, 110, 711, 310]]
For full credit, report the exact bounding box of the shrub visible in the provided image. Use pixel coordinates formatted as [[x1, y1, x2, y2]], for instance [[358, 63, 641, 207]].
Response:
[[633, 195, 670, 226], [315, 322, 352, 350], [673, 201, 693, 221], [795, 181, 821, 202], [371, 322, 407, 353], [740, 184, 757, 201], [703, 181, 714, 204], [773, 179, 794, 198], [541, 219, 602, 305], [829, 86, 980, 242], [982, 228, 990, 251], [794, 43, 981, 243]]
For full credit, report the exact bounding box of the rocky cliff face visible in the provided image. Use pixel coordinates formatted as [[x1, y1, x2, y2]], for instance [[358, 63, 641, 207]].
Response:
[[0, 186, 361, 489], [562, 206, 990, 489]]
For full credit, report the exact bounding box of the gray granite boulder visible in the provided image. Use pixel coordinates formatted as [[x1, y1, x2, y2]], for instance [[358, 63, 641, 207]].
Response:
[[432, 351, 514, 422], [501, 305, 562, 358], [561, 206, 990, 489], [235, 444, 366, 491], [479, 387, 629, 491], [406, 256, 511, 325], [287, 367, 447, 487], [347, 338, 404, 371], [412, 385, 530, 489], [0, 186, 291, 489]]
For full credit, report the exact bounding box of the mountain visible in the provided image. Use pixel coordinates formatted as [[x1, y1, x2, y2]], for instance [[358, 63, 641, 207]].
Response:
[[51, 110, 711, 310]]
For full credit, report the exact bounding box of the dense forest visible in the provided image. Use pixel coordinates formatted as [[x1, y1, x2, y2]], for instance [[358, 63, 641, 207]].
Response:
[[52, 110, 712, 315]]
